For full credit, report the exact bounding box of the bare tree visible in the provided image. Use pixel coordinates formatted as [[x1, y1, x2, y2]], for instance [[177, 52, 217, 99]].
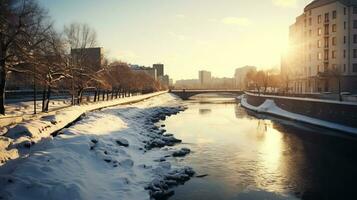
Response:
[[0, 0, 50, 114], [33, 30, 69, 111], [63, 23, 101, 105]]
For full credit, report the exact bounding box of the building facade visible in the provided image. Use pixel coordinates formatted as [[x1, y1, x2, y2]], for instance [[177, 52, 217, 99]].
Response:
[[282, 0, 357, 94], [153, 64, 164, 77], [199, 70, 212, 87], [234, 66, 257, 89], [71, 47, 104, 71]]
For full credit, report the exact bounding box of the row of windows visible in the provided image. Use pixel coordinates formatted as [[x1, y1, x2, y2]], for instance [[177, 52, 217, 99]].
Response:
[[311, 21, 357, 37], [311, 49, 357, 61], [306, 7, 357, 27], [313, 64, 357, 73]]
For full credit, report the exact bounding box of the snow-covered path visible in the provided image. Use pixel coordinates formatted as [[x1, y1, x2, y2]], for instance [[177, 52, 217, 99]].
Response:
[[0, 94, 193, 200]]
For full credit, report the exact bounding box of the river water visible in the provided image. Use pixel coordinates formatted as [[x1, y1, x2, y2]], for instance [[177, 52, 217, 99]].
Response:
[[163, 93, 357, 200]]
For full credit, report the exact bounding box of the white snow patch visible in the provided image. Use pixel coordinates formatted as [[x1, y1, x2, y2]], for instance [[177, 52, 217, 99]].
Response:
[[0, 93, 191, 200], [0, 92, 167, 165], [241, 95, 357, 135]]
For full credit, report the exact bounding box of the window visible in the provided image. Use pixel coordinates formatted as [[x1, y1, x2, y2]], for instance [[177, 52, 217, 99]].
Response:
[[318, 40, 322, 48], [318, 28, 322, 35], [343, 64, 346, 72], [353, 64, 357, 72], [344, 36, 347, 44], [332, 10, 337, 19], [318, 52, 322, 60], [318, 15, 322, 24], [354, 20, 357, 29], [344, 21, 347, 30], [324, 37, 329, 48], [332, 51, 337, 59], [309, 18, 312, 26], [354, 49, 357, 58], [344, 7, 347, 15], [324, 24, 329, 35], [332, 37, 337, 46], [325, 13, 329, 22], [354, 34, 357, 43], [324, 50, 329, 60], [344, 50, 346, 58], [354, 7, 357, 14], [332, 24, 337, 32]]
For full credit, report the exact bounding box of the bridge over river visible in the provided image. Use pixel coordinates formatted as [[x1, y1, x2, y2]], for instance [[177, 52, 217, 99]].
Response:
[[170, 89, 244, 100]]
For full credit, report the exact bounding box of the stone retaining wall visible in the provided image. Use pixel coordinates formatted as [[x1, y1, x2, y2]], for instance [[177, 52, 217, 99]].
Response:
[[246, 93, 357, 128]]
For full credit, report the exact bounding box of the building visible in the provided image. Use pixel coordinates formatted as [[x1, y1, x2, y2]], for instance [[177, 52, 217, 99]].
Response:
[[234, 66, 257, 89], [199, 70, 212, 87], [282, 0, 357, 94], [153, 64, 164, 77], [158, 75, 170, 87], [71, 47, 104, 70], [130, 65, 157, 80], [174, 79, 200, 89]]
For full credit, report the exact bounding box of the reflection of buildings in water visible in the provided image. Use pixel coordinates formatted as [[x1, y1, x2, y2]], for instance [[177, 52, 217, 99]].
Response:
[[199, 108, 212, 115]]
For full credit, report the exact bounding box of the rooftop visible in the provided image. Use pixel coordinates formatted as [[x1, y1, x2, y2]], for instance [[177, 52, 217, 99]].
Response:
[[304, 0, 357, 11]]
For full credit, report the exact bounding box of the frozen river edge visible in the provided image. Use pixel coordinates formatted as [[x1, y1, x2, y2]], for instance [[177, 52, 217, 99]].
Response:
[[0, 93, 195, 200]]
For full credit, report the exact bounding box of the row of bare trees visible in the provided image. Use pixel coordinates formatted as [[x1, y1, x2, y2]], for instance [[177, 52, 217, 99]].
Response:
[[245, 69, 281, 95], [0, 0, 163, 115]]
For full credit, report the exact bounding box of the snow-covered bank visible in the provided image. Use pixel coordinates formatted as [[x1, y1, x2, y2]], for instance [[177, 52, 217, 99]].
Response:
[[0, 91, 166, 165], [0, 93, 194, 200], [240, 95, 357, 135]]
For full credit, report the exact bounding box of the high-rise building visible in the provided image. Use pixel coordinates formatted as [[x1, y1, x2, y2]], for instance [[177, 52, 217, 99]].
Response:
[[153, 64, 164, 77], [199, 70, 212, 86], [282, 0, 357, 94]]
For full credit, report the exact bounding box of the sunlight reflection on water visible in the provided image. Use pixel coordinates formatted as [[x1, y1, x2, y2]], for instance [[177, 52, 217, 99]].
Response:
[[163, 94, 357, 200]]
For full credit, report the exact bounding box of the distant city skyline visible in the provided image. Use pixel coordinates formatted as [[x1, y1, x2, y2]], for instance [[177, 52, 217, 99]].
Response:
[[39, 0, 312, 80]]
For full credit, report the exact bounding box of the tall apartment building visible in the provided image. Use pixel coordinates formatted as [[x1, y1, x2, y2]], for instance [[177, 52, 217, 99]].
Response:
[[153, 64, 164, 77], [199, 70, 212, 87], [282, 0, 357, 94]]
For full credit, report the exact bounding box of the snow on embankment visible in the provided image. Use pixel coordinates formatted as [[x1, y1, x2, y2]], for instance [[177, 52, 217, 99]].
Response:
[[0, 93, 195, 200], [0, 91, 166, 165], [240, 95, 357, 135]]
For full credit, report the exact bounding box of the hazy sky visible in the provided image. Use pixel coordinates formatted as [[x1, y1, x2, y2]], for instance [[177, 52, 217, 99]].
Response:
[[39, 0, 312, 80]]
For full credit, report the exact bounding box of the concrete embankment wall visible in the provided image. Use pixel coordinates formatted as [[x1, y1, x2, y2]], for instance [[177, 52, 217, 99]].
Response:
[[245, 93, 357, 128]]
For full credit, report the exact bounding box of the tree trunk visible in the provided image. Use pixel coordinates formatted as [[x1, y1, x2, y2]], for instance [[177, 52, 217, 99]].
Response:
[[42, 88, 46, 112], [77, 89, 83, 105], [44, 86, 51, 112], [0, 59, 6, 115], [94, 90, 97, 102], [102, 90, 105, 101], [106, 90, 109, 101]]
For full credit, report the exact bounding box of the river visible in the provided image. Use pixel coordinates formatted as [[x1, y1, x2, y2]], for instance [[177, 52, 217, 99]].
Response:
[[163, 93, 357, 200]]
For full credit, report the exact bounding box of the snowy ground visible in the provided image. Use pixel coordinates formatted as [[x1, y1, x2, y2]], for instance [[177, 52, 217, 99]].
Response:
[[0, 92, 166, 164], [240, 94, 357, 135], [0, 93, 195, 200]]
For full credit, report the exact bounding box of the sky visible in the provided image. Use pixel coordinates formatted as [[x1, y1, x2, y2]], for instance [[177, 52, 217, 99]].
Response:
[[39, 0, 312, 81]]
